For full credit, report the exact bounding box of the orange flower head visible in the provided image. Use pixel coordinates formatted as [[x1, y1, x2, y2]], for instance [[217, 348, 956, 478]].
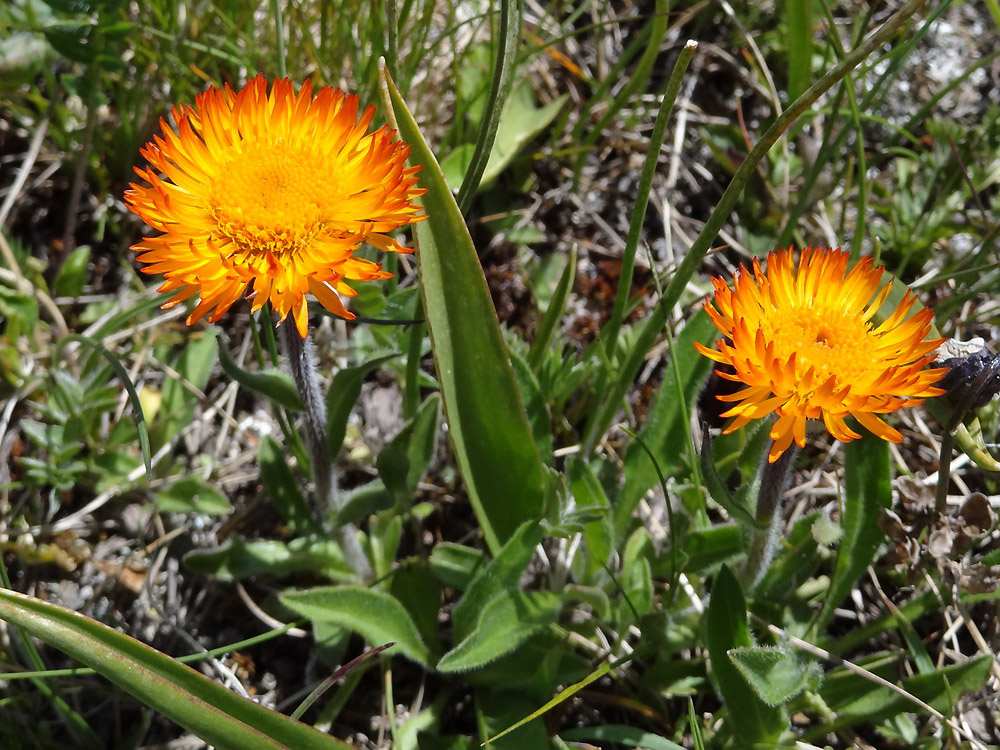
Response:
[[125, 74, 425, 337], [694, 247, 946, 462]]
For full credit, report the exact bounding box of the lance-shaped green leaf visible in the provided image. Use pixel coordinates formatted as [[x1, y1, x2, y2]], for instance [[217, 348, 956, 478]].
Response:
[[0, 588, 349, 750], [218, 340, 303, 412], [452, 521, 542, 641], [437, 590, 561, 673], [728, 647, 822, 706], [281, 586, 431, 666], [325, 353, 399, 458], [378, 61, 546, 553]]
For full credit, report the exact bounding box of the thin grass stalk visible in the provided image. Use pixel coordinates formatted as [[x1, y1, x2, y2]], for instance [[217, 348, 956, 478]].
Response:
[[386, 0, 399, 76], [581, 0, 929, 456], [290, 642, 393, 720], [602, 39, 696, 358], [270, 0, 286, 77], [456, 0, 520, 213]]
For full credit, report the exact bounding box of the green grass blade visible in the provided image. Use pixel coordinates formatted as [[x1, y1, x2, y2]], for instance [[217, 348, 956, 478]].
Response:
[[785, 0, 813, 101], [483, 660, 612, 745], [526, 243, 576, 371], [379, 61, 546, 553], [0, 588, 350, 750], [600, 38, 696, 359], [455, 0, 520, 213]]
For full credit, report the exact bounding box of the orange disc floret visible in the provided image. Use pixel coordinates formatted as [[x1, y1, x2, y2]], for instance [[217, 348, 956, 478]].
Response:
[[125, 74, 426, 337], [694, 247, 946, 462]]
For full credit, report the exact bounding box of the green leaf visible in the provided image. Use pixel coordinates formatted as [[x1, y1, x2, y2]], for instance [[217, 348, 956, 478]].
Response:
[[699, 431, 757, 527], [184, 536, 352, 582], [337, 481, 394, 527], [325, 353, 398, 458], [621, 528, 654, 622], [43, 22, 97, 63], [385, 392, 441, 500], [561, 725, 685, 750], [756, 512, 824, 601], [281, 586, 430, 666], [452, 522, 541, 641], [218, 342, 303, 412], [155, 477, 231, 515], [390, 561, 442, 656], [259, 436, 319, 533], [815, 433, 891, 632], [728, 647, 821, 706], [509, 350, 553, 462], [380, 63, 547, 553], [0, 588, 349, 750], [53, 245, 90, 297], [438, 590, 560, 673], [377, 445, 411, 505], [706, 566, 786, 745], [0, 286, 39, 338], [428, 543, 485, 590], [674, 525, 744, 575]]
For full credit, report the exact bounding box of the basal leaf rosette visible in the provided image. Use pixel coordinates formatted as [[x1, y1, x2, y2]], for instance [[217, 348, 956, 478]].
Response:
[[695, 247, 946, 462], [125, 74, 425, 337]]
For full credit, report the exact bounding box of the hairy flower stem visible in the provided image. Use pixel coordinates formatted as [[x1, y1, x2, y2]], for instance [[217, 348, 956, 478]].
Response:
[[283, 326, 373, 582], [739, 447, 797, 592]]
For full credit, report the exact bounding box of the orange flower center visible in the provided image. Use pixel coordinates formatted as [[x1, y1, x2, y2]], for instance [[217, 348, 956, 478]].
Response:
[[210, 144, 329, 260], [766, 305, 871, 382]]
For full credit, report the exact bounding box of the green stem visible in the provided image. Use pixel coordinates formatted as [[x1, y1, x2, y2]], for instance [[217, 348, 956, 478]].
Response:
[[282, 327, 373, 582], [739, 447, 796, 591], [455, 0, 520, 213]]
